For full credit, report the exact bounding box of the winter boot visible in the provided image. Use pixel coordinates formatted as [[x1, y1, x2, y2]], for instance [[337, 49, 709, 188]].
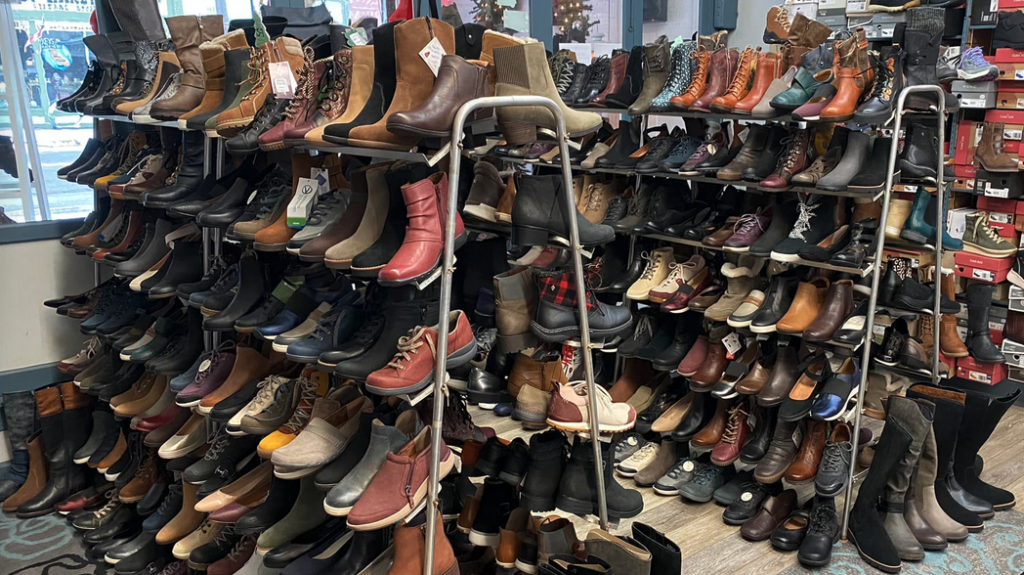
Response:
[[975, 122, 1020, 172], [847, 396, 916, 573], [520, 429, 568, 512], [966, 283, 1007, 363], [953, 388, 1021, 510], [17, 383, 92, 517], [903, 7, 961, 113], [151, 15, 224, 120], [905, 384, 985, 532]]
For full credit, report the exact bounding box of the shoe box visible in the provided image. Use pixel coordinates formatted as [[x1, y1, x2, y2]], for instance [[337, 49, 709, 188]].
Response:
[[957, 355, 1010, 384], [955, 250, 1014, 283], [841, 12, 904, 40], [974, 1, 1000, 27], [954, 121, 983, 167], [974, 168, 1024, 198], [954, 81, 998, 109], [1008, 285, 1024, 311], [976, 197, 1023, 241]]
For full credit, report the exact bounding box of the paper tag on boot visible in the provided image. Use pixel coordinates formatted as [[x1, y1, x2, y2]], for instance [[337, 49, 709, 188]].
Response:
[[346, 28, 369, 46], [722, 332, 742, 359], [269, 62, 297, 99], [287, 177, 321, 229], [419, 37, 446, 77]]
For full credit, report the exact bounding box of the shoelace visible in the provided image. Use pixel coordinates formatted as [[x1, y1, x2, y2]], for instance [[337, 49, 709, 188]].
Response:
[[310, 309, 341, 341], [870, 57, 895, 100], [240, 47, 269, 101], [212, 524, 236, 546], [692, 466, 719, 485], [615, 433, 642, 454], [808, 502, 838, 535], [583, 185, 606, 214], [685, 48, 710, 95], [320, 54, 351, 114], [789, 198, 819, 241], [250, 95, 280, 129], [775, 5, 790, 29], [733, 213, 766, 235], [638, 251, 662, 281], [720, 405, 747, 445], [155, 486, 181, 516], [281, 379, 320, 433], [254, 186, 288, 220], [975, 214, 1006, 243], [821, 442, 848, 475], [777, 133, 807, 171], [227, 535, 254, 560], [253, 375, 288, 407], [964, 46, 988, 68], [556, 60, 575, 93], [306, 194, 344, 225], [386, 326, 434, 371], [585, 58, 610, 90], [92, 490, 120, 518], [283, 48, 317, 120], [631, 314, 654, 342], [203, 433, 231, 461], [631, 442, 658, 460], [726, 49, 754, 95], [665, 458, 696, 479]]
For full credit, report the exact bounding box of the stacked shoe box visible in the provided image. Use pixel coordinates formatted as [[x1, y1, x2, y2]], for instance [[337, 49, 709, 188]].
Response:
[[816, 0, 846, 31]]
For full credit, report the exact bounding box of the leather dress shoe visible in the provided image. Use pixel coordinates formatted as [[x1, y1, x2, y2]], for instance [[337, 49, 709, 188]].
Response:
[[86, 534, 133, 563], [209, 379, 260, 423], [723, 482, 771, 525], [466, 368, 509, 406], [740, 489, 797, 541], [771, 509, 810, 551], [109, 533, 168, 574]]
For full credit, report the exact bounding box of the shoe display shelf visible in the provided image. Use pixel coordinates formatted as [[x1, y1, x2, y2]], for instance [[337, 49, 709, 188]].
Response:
[[87, 113, 184, 130]]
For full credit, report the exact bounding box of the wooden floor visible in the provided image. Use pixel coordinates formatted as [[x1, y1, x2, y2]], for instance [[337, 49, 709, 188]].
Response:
[[469, 403, 1024, 574]]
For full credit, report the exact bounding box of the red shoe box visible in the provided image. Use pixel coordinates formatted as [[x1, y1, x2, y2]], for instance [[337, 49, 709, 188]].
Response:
[[985, 109, 1024, 123], [956, 356, 1009, 384], [1007, 140, 1022, 154], [997, 63, 1024, 81], [955, 121, 982, 166], [978, 196, 1017, 212], [998, 0, 1024, 10], [997, 90, 1024, 109], [955, 164, 978, 179], [954, 250, 1014, 283], [940, 353, 957, 375]]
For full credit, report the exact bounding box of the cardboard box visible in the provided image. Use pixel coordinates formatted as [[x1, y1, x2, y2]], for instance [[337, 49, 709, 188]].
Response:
[[999, 0, 1024, 10], [952, 177, 977, 193], [818, 14, 847, 29], [957, 356, 1009, 384], [978, 196, 1018, 212], [997, 63, 1024, 81], [954, 121, 982, 166], [975, 1, 1002, 26], [996, 48, 1024, 63], [990, 219, 1020, 240], [985, 109, 1024, 124], [997, 90, 1024, 109], [955, 80, 999, 110], [976, 168, 1024, 198], [955, 250, 1014, 283], [949, 207, 974, 239], [818, 0, 845, 9]]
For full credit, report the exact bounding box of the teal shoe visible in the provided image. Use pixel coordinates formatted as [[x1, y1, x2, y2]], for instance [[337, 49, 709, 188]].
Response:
[[770, 68, 833, 111], [899, 186, 963, 251]]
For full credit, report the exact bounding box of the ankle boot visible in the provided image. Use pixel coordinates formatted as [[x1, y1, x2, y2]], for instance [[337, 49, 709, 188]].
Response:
[[975, 122, 1020, 172], [905, 466, 947, 550], [954, 389, 1021, 511], [59, 60, 102, 112], [511, 175, 615, 247], [627, 37, 671, 115], [259, 39, 334, 151], [1, 434, 46, 512], [17, 383, 92, 518], [821, 30, 873, 122], [848, 396, 917, 573], [854, 45, 905, 125], [141, 131, 206, 208], [603, 45, 644, 109], [95, 35, 140, 114], [112, 40, 168, 107], [379, 172, 467, 286], [494, 268, 538, 354], [493, 42, 603, 143], [151, 15, 224, 120], [879, 396, 934, 562], [899, 122, 939, 182], [116, 50, 181, 116], [286, 49, 357, 145], [690, 48, 739, 113], [905, 384, 985, 532], [939, 273, 969, 358], [555, 436, 644, 519], [966, 283, 1006, 363], [916, 424, 969, 541], [670, 44, 712, 109], [390, 513, 458, 575]]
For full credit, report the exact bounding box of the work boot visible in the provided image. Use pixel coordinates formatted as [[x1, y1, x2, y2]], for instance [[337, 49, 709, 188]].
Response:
[[711, 46, 759, 113], [690, 48, 739, 113], [965, 283, 1007, 363], [905, 385, 985, 532], [821, 30, 873, 122], [16, 384, 92, 518], [151, 16, 224, 120], [493, 42, 603, 143], [974, 122, 1019, 172], [627, 37, 671, 115]]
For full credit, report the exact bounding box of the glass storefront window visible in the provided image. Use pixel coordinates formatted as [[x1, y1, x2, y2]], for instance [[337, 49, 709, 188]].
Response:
[[443, 0, 530, 38]]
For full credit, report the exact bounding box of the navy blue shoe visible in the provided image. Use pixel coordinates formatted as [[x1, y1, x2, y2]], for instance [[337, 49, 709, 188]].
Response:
[[810, 358, 860, 422]]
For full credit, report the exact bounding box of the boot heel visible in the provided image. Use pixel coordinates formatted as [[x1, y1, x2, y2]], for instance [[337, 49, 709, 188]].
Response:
[[511, 225, 549, 247], [500, 121, 538, 145]]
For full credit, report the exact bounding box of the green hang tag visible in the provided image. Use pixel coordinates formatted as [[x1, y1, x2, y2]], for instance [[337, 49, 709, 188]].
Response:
[[345, 28, 368, 46], [671, 36, 685, 48], [270, 277, 302, 302], [253, 10, 270, 47]]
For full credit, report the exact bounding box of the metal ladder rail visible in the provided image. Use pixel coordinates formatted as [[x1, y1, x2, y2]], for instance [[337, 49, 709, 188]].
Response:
[[840, 84, 947, 537], [424, 95, 610, 575]]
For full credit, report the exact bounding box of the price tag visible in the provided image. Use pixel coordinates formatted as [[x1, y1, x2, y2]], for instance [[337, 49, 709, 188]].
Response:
[[198, 359, 212, 373], [311, 168, 330, 196], [969, 370, 992, 383], [985, 186, 1010, 198], [345, 28, 368, 46], [269, 62, 297, 99], [972, 268, 996, 282], [722, 332, 742, 359], [419, 37, 446, 77]]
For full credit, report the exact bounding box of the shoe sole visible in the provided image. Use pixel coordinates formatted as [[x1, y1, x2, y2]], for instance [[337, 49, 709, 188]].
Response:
[[963, 242, 1017, 258], [364, 340, 477, 397], [546, 417, 635, 434], [867, 0, 920, 11], [344, 453, 454, 530]]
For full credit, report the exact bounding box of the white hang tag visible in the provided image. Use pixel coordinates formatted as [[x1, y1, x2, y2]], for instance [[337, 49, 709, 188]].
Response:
[[346, 28, 368, 46], [722, 332, 742, 358], [287, 177, 321, 229], [419, 37, 446, 77], [269, 62, 297, 99], [311, 168, 330, 196]]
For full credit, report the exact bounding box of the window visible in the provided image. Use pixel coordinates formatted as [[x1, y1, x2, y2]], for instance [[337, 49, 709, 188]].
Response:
[[444, 0, 531, 38]]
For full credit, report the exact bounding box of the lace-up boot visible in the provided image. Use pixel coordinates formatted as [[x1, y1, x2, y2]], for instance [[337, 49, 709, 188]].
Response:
[[581, 55, 615, 106], [854, 46, 905, 125], [690, 48, 739, 112], [759, 129, 812, 191], [711, 403, 751, 466], [711, 46, 758, 112], [628, 37, 672, 115], [626, 247, 674, 301], [771, 194, 842, 260], [670, 44, 712, 109], [798, 496, 840, 567], [258, 46, 330, 151], [650, 41, 695, 112], [256, 371, 328, 458]]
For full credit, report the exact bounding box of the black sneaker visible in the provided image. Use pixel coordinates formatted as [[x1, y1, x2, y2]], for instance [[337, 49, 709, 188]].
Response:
[[469, 478, 518, 547], [770, 195, 839, 262], [892, 276, 960, 314]]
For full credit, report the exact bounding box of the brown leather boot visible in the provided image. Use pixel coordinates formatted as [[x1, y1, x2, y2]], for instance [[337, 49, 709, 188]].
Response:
[[494, 267, 538, 354], [671, 45, 711, 109], [608, 358, 656, 402], [305, 46, 372, 146], [507, 354, 564, 399], [495, 176, 517, 224], [348, 18, 456, 150], [387, 55, 492, 141], [157, 480, 205, 545], [254, 154, 346, 251], [974, 122, 1020, 172], [734, 52, 779, 115], [852, 197, 882, 224], [259, 50, 331, 151], [177, 29, 249, 129], [151, 15, 224, 121], [1, 433, 46, 513], [286, 49, 354, 145], [115, 51, 180, 115], [940, 273, 969, 357], [784, 13, 833, 69], [711, 46, 759, 112], [73, 199, 125, 250], [691, 398, 732, 447], [389, 513, 459, 575], [589, 52, 629, 107], [821, 29, 874, 122], [689, 48, 738, 112]]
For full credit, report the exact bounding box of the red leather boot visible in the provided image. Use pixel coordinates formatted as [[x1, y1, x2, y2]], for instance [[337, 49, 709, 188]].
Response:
[[379, 172, 467, 286]]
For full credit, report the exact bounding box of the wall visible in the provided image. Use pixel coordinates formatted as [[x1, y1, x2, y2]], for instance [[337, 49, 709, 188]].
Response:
[[0, 239, 96, 375], [643, 1, 699, 43], [725, 0, 776, 49]]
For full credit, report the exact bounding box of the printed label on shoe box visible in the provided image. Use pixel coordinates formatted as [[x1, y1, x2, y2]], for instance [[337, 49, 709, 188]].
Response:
[[845, 0, 868, 14], [955, 250, 1016, 270], [957, 356, 1008, 384], [995, 48, 1024, 63], [990, 219, 1020, 241], [997, 63, 1024, 81], [997, 92, 1024, 109], [985, 109, 1024, 124], [979, 196, 1018, 213]]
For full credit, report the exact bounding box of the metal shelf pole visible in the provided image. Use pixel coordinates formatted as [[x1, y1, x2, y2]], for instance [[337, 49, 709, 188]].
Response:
[[840, 85, 947, 538], [424, 96, 609, 575]]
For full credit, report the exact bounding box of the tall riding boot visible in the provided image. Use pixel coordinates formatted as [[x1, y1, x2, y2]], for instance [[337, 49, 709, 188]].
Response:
[[848, 396, 916, 574], [966, 283, 1007, 363], [151, 15, 224, 120], [916, 425, 969, 541], [96, 34, 139, 114], [77, 34, 122, 113], [0, 434, 46, 512], [905, 384, 985, 532], [954, 388, 1022, 510], [903, 7, 960, 113], [108, 0, 167, 41], [879, 397, 934, 562], [16, 383, 92, 517]]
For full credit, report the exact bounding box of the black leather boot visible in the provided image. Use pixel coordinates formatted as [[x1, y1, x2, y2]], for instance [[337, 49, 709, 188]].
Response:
[[954, 388, 1021, 511], [333, 284, 441, 381], [671, 390, 713, 442], [555, 436, 644, 519], [148, 308, 205, 375], [59, 61, 103, 113], [225, 95, 289, 155], [966, 283, 1007, 363], [899, 122, 940, 182], [141, 131, 207, 208], [76, 34, 123, 113], [511, 175, 615, 247], [520, 429, 568, 512], [146, 241, 205, 299], [112, 40, 167, 107], [203, 254, 265, 332], [96, 34, 138, 114], [603, 45, 644, 109]]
